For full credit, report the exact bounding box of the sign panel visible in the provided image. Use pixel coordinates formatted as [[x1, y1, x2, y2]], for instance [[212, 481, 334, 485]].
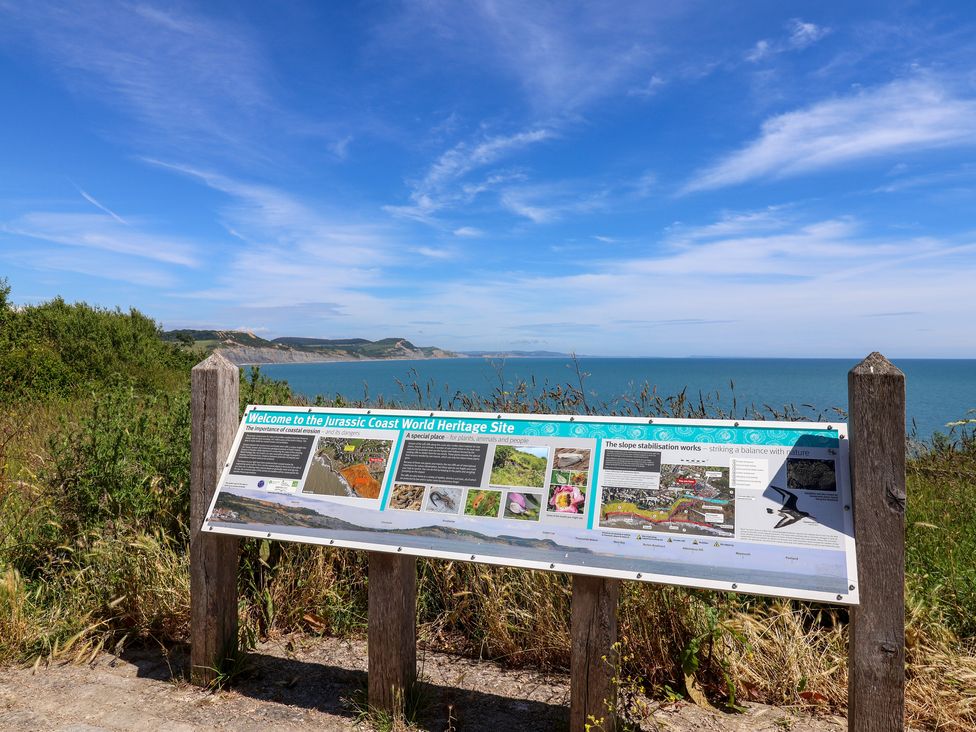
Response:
[[204, 406, 858, 604]]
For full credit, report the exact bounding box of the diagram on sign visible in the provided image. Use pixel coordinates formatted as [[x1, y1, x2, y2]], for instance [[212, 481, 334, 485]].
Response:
[[599, 455, 734, 538]]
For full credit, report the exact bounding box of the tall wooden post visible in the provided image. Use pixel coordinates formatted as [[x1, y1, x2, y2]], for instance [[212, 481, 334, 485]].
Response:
[[570, 575, 620, 732], [848, 352, 906, 731], [368, 552, 417, 714], [190, 352, 240, 686]]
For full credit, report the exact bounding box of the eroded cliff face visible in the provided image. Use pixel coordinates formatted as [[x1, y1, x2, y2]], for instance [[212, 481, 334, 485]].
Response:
[[218, 344, 459, 365]]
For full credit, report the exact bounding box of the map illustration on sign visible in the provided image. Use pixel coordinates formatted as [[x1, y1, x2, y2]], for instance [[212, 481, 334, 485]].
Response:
[[204, 407, 859, 604], [600, 463, 734, 538], [303, 438, 392, 499]]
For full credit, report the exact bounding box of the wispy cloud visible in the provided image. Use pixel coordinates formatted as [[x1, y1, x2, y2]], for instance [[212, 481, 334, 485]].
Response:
[[383, 2, 684, 115], [386, 128, 552, 220], [746, 18, 831, 62], [627, 74, 666, 99], [142, 160, 409, 316], [400, 208, 976, 355], [0, 243, 179, 288], [0, 1, 275, 159], [683, 78, 976, 192], [452, 226, 483, 238], [74, 186, 127, 224], [3, 211, 198, 266]]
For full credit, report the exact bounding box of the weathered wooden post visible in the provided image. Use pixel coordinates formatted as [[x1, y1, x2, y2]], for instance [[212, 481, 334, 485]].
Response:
[[190, 352, 240, 686], [848, 352, 906, 731], [571, 575, 621, 732], [368, 552, 418, 714]]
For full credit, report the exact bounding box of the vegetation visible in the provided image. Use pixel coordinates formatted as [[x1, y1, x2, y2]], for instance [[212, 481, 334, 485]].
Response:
[[1, 282, 974, 730], [490, 444, 548, 488]]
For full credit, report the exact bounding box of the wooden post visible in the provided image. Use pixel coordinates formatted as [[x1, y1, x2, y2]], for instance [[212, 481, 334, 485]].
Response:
[[571, 575, 620, 732], [368, 552, 417, 714], [848, 352, 906, 731], [190, 352, 240, 686]]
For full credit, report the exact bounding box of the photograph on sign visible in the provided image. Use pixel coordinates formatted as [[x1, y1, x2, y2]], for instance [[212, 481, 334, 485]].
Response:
[[204, 407, 858, 604]]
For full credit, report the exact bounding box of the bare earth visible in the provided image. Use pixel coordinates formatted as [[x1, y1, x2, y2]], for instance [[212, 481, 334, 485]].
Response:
[[0, 636, 846, 731]]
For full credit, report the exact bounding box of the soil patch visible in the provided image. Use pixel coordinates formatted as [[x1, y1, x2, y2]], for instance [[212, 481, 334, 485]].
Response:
[[0, 636, 848, 731]]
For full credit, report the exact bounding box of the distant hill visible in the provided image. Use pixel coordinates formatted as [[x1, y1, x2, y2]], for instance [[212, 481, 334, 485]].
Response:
[[460, 350, 571, 358], [161, 329, 459, 365]]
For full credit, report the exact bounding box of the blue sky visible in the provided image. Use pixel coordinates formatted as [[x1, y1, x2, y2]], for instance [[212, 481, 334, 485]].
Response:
[[1, 1, 975, 357]]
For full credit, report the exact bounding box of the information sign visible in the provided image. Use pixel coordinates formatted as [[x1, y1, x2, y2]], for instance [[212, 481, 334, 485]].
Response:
[[204, 406, 858, 604]]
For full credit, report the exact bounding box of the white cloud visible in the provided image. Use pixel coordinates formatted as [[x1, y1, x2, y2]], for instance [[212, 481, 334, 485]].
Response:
[[453, 227, 483, 237], [75, 187, 127, 225], [745, 40, 771, 63], [398, 209, 976, 356], [627, 74, 666, 99], [0, 245, 178, 288], [3, 211, 198, 266], [386, 128, 552, 220], [684, 78, 976, 192], [414, 246, 456, 259], [746, 18, 830, 63], [0, 2, 285, 160], [788, 19, 830, 50], [384, 2, 683, 115]]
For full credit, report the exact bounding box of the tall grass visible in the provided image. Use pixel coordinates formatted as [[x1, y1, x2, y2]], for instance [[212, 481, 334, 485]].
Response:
[[2, 356, 975, 729]]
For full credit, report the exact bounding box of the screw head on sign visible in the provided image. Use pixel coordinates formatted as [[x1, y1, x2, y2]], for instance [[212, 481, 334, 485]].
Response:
[[636, 573, 642, 579], [550, 563, 555, 569], [837, 595, 843, 601], [850, 584, 855, 591], [397, 547, 402, 552], [470, 555, 475, 561], [732, 583, 738, 589]]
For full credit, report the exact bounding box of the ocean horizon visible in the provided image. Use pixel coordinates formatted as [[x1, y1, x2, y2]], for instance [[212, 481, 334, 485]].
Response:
[[256, 356, 976, 441]]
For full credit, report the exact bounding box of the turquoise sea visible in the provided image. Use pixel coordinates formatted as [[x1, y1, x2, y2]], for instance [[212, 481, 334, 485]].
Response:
[[258, 357, 976, 441]]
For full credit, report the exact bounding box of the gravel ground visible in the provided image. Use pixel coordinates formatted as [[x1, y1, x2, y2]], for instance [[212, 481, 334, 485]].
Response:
[[0, 636, 847, 731]]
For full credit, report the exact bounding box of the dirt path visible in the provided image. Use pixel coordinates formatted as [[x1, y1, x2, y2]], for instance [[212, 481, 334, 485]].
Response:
[[0, 636, 845, 731]]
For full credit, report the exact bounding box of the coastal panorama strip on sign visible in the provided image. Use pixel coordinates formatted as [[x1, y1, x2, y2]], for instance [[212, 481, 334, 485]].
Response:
[[204, 406, 858, 604]]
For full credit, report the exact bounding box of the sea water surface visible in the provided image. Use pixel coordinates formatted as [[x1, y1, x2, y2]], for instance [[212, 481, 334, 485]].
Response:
[[258, 358, 976, 441]]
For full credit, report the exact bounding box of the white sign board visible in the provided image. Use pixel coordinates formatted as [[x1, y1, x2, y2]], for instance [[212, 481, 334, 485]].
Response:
[[204, 406, 858, 604]]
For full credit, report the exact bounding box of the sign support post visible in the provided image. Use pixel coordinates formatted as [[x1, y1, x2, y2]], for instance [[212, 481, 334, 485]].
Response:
[[571, 575, 620, 732], [190, 352, 240, 686], [848, 352, 906, 732], [368, 552, 418, 714]]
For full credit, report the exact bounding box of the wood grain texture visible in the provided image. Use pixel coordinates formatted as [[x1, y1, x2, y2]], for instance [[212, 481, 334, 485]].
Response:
[[368, 552, 417, 714], [190, 352, 240, 687], [570, 575, 620, 732], [848, 352, 906, 732]]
